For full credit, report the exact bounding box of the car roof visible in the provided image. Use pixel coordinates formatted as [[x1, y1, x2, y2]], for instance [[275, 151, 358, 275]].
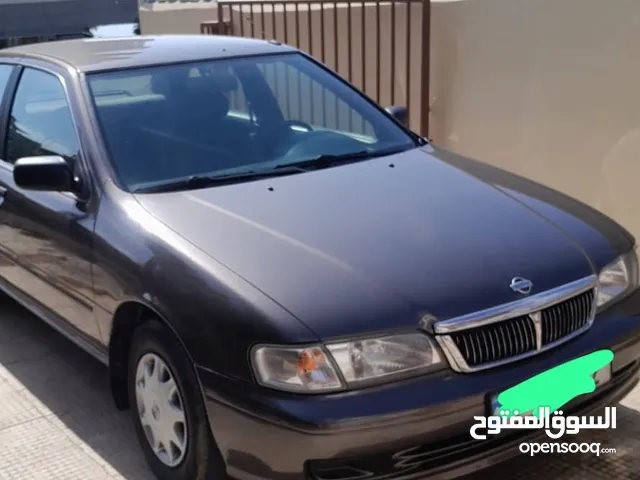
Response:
[[0, 35, 297, 73]]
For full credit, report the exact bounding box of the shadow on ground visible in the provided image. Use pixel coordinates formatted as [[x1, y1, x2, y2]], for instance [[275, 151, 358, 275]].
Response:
[[0, 296, 639, 479]]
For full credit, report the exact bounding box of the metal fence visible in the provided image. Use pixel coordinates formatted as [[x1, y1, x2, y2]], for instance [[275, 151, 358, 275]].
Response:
[[201, 0, 431, 137]]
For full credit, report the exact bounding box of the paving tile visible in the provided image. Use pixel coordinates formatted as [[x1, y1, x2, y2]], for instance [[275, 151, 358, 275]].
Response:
[[0, 417, 112, 480], [0, 387, 46, 431]]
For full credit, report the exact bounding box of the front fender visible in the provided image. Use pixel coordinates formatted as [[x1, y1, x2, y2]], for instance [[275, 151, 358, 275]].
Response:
[[93, 182, 318, 381]]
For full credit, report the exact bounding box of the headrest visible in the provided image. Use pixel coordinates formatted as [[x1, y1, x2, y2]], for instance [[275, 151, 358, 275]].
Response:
[[150, 69, 184, 96], [184, 72, 239, 94], [150, 68, 236, 121], [181, 88, 229, 121], [210, 72, 239, 93]]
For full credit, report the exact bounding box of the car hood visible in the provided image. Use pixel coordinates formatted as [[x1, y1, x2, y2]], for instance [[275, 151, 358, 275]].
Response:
[[135, 146, 604, 339]]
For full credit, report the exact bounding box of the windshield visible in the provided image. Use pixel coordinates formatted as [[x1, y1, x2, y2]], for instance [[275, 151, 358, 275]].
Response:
[[87, 52, 417, 192]]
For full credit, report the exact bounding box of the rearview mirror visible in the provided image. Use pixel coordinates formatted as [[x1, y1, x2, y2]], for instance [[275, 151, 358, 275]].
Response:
[[13, 156, 74, 192], [385, 105, 409, 127]]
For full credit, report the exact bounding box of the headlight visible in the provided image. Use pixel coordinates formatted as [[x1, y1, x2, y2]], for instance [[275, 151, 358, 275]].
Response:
[[326, 333, 443, 386], [597, 249, 640, 309], [252, 333, 443, 393]]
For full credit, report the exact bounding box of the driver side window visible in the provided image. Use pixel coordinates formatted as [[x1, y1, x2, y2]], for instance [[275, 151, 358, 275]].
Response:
[[258, 62, 375, 139]]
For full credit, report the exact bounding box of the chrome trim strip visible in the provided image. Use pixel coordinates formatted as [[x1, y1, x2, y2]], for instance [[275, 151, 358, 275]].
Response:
[[530, 311, 542, 350], [436, 336, 469, 373], [433, 275, 597, 334]]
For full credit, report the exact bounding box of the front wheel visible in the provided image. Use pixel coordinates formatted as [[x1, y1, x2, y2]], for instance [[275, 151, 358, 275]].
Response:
[[127, 320, 226, 480]]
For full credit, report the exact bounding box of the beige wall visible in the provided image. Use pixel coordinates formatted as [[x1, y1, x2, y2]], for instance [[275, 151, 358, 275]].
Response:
[[430, 0, 640, 241], [140, 3, 218, 34]]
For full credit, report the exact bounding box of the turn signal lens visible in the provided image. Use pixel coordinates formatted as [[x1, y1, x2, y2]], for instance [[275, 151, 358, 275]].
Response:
[[252, 345, 343, 392]]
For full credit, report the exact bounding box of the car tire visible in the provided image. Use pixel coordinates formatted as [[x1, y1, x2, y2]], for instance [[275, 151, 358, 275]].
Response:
[[127, 319, 227, 480]]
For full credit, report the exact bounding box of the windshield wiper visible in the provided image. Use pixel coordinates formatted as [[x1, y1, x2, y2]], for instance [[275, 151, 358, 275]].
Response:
[[273, 145, 413, 171], [133, 166, 307, 193]]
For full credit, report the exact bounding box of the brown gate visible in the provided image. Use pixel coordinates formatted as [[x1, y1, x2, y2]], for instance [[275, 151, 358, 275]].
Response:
[[201, 0, 431, 137]]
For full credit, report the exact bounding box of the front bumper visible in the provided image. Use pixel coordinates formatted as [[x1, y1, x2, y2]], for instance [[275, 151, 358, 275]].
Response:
[[197, 289, 640, 480]]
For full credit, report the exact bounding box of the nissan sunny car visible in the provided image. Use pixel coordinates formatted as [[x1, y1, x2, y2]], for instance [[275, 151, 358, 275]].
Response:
[[0, 36, 639, 480]]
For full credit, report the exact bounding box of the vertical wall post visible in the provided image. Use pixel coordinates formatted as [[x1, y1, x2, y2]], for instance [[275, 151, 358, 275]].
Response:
[[419, 0, 431, 138]]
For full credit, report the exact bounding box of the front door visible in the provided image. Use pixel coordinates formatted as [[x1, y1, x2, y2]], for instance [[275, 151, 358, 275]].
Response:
[[0, 66, 100, 341]]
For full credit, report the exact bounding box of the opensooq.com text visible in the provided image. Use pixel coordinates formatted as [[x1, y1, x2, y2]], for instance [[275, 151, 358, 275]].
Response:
[[519, 442, 616, 456]]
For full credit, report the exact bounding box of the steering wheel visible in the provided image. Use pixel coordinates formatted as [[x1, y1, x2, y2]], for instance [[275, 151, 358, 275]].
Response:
[[260, 120, 314, 157]]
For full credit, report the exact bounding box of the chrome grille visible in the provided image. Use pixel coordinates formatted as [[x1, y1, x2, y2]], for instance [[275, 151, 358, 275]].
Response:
[[541, 289, 594, 346], [449, 315, 536, 367], [434, 277, 597, 372]]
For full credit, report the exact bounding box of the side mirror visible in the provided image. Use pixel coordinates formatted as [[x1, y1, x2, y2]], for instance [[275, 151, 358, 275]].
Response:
[[385, 105, 409, 127], [13, 156, 74, 192]]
